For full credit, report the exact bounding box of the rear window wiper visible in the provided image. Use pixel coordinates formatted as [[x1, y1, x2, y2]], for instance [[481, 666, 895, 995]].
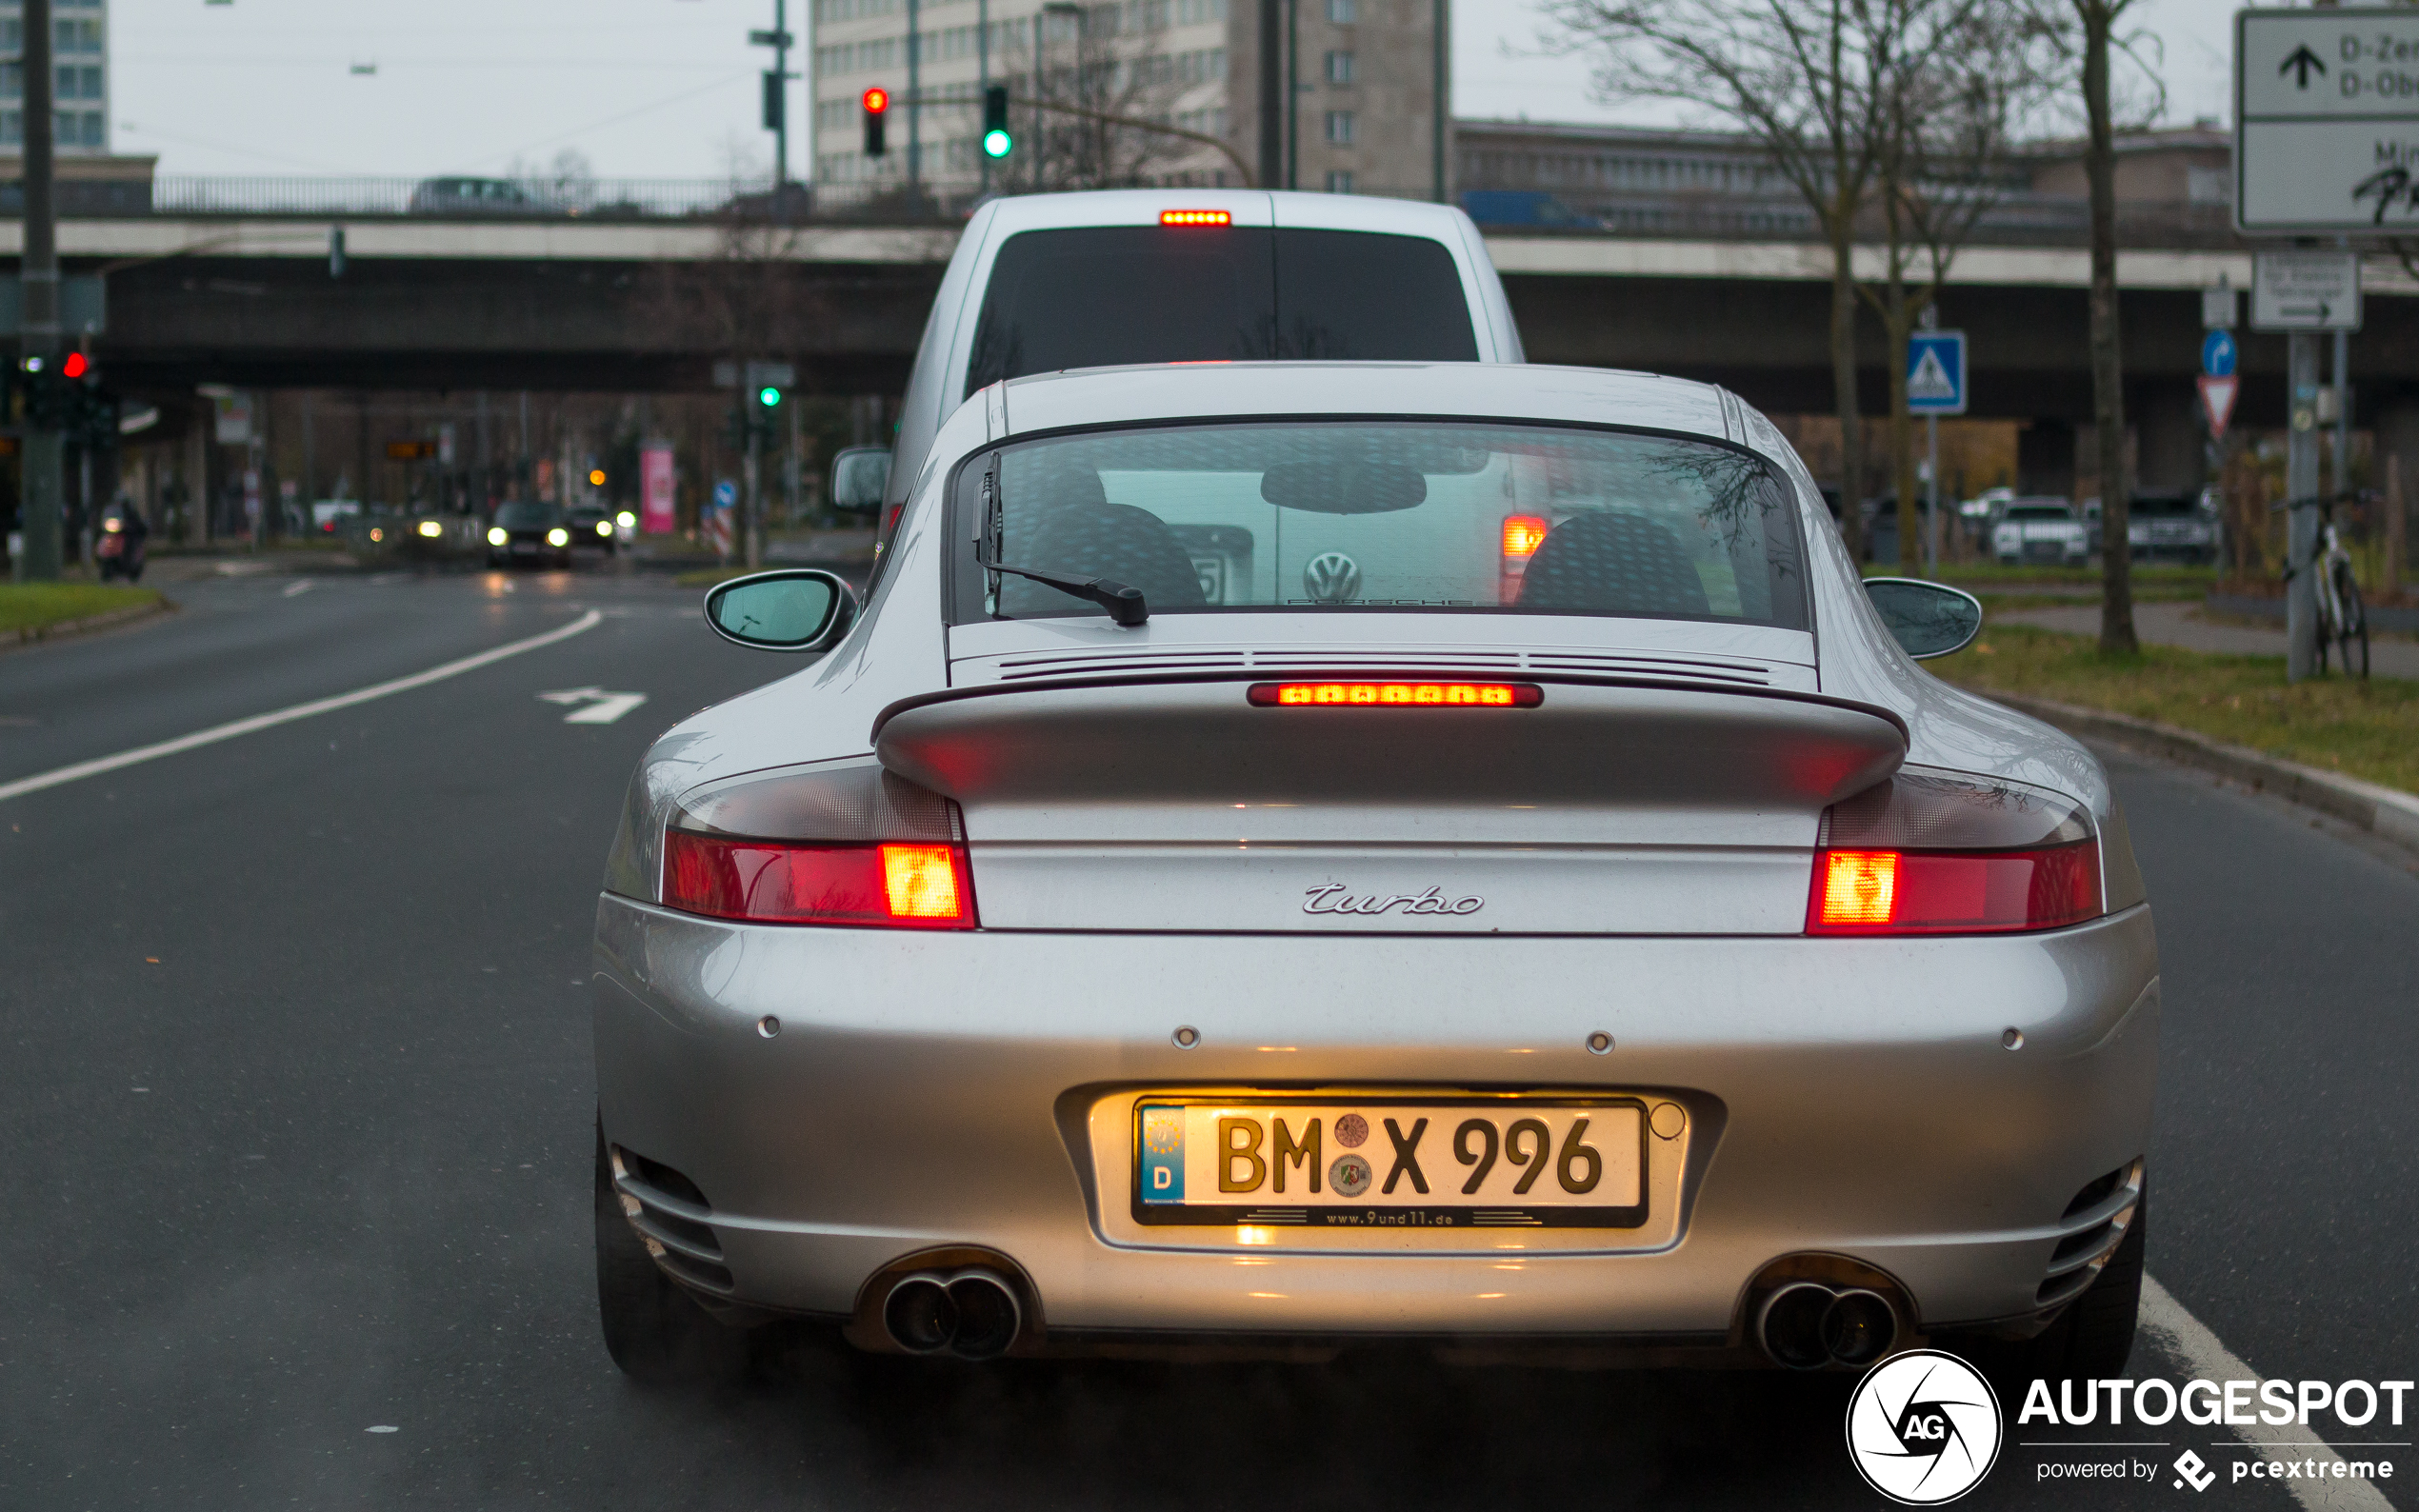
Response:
[[974, 452, 1149, 627]]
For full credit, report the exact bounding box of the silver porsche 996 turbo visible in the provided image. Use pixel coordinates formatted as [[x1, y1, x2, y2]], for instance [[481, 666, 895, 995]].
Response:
[[591, 362, 2154, 1384]]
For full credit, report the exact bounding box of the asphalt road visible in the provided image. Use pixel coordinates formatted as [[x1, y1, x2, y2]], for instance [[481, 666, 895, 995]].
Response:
[[2, 567, 2413, 1510]]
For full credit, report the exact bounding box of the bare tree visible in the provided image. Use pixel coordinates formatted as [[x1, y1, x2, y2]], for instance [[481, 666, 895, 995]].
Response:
[[1005, 1, 1201, 190], [2055, 0, 2162, 654], [1858, 0, 2060, 576], [1539, 0, 1883, 557]]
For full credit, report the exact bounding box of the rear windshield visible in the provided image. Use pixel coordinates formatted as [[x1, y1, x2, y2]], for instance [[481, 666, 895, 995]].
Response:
[[963, 227, 1480, 396], [950, 421, 1808, 628], [2129, 495, 2200, 517], [494, 502, 560, 528]]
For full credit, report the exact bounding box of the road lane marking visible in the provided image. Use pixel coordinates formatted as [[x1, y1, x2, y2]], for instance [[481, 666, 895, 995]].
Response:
[[2140, 1273, 2397, 1511], [283, 580, 313, 597], [538, 686, 648, 725], [0, 609, 603, 806]]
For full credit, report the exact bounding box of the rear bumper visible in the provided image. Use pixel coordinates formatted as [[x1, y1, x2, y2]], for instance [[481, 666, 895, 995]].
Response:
[[591, 895, 2158, 1343]]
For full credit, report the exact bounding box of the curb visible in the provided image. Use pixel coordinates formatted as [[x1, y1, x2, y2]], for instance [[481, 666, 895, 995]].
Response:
[[1989, 690, 2419, 861], [4, 597, 171, 652]]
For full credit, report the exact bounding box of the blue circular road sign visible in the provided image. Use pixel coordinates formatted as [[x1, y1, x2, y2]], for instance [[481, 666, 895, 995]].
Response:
[[2202, 329, 2238, 378]]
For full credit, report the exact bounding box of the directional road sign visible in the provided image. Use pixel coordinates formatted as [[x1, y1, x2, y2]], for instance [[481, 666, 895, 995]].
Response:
[[1905, 330, 1967, 416], [2251, 250, 2362, 331], [2236, 8, 2419, 233], [2202, 328, 2237, 378]]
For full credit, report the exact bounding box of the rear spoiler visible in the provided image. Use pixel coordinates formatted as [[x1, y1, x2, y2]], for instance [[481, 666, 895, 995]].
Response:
[[872, 675, 1906, 810]]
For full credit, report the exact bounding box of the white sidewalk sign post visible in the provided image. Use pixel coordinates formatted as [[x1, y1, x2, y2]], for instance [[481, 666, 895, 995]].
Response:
[[1906, 327, 1967, 575]]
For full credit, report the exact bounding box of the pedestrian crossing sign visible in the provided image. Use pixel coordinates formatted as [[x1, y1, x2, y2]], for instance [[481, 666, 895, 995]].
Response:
[[1906, 331, 1967, 415]]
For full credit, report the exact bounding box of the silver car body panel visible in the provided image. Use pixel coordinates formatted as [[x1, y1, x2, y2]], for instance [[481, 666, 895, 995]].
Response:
[[597, 361, 2157, 1345]]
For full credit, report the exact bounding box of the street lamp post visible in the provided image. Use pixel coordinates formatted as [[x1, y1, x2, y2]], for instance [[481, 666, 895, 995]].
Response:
[[15, 0, 62, 582]]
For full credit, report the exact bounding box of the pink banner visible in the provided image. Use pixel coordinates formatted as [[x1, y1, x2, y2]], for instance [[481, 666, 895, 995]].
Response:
[[640, 444, 676, 535]]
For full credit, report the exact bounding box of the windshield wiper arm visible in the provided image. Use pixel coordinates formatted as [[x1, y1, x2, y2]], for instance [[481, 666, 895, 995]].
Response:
[[976, 550, 1150, 627]]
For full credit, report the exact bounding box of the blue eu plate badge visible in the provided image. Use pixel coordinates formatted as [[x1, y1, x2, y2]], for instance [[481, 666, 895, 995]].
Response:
[[1140, 1105, 1186, 1204]]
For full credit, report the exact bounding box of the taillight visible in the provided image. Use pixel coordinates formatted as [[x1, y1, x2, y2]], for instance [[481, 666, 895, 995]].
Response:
[[1247, 681, 1543, 706], [1501, 513, 1549, 602], [1807, 770, 2103, 935], [1160, 209, 1231, 226], [659, 759, 975, 928], [664, 833, 974, 928]]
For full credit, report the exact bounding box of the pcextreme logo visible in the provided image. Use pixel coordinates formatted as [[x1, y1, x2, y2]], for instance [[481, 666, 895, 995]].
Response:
[[1846, 1350, 2005, 1504]]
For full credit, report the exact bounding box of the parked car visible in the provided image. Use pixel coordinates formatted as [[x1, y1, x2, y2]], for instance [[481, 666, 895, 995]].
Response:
[[1993, 499, 2091, 566], [2126, 490, 2223, 565], [310, 499, 362, 535], [595, 362, 2154, 1392], [486, 501, 572, 568], [829, 189, 1527, 529]]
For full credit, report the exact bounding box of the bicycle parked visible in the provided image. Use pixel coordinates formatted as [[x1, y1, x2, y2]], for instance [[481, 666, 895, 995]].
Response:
[[2272, 490, 2369, 679]]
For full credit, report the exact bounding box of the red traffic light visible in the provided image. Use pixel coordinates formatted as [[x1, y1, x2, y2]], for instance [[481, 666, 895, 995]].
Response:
[[862, 87, 889, 114], [62, 352, 89, 379]]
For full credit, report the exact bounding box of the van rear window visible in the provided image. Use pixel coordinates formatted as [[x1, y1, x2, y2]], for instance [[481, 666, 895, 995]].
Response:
[[964, 226, 1479, 396]]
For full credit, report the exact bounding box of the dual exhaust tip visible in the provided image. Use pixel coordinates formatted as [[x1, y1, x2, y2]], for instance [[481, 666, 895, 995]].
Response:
[[1755, 1282, 1899, 1370], [883, 1268, 1024, 1360]]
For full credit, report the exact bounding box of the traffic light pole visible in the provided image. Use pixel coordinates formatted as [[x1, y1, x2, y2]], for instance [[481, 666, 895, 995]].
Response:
[[977, 0, 990, 197], [15, 0, 62, 583]]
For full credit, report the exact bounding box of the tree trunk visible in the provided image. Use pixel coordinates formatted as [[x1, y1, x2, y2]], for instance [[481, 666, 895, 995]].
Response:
[[1829, 228, 1866, 563], [2082, 5, 2136, 653], [1888, 305, 1918, 577]]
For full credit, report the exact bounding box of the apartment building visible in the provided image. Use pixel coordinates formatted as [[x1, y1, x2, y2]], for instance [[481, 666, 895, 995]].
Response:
[[0, 0, 110, 153], [809, 0, 1446, 199]]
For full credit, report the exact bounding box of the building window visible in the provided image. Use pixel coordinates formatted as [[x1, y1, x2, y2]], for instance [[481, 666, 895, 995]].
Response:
[[1324, 50, 1353, 85], [1326, 0, 1354, 22], [1326, 169, 1354, 193], [1324, 110, 1353, 145]]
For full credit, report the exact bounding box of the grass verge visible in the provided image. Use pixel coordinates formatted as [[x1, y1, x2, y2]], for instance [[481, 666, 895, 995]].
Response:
[[1931, 623, 2419, 795], [0, 583, 163, 636]]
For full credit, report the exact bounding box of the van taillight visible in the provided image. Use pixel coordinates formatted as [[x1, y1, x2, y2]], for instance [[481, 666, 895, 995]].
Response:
[[1161, 209, 1231, 226], [664, 832, 975, 928], [1806, 770, 2105, 936]]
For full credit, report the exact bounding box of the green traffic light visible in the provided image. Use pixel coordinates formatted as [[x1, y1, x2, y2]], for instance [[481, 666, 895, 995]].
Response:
[[983, 129, 1012, 159], [758, 386, 782, 407]]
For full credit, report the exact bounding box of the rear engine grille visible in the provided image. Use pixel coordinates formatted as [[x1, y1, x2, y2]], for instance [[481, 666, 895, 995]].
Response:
[[2022, 541, 2067, 564], [610, 1146, 734, 1296], [2036, 1159, 2143, 1308], [978, 647, 1775, 688]]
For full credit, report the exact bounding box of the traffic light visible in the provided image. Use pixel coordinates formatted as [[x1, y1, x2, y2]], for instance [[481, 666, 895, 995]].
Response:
[[982, 85, 1011, 158], [762, 71, 786, 131], [757, 385, 783, 408], [62, 351, 88, 379], [863, 87, 889, 157]]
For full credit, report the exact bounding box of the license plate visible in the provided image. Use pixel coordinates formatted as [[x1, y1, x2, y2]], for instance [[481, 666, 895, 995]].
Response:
[[1133, 1097, 1647, 1229]]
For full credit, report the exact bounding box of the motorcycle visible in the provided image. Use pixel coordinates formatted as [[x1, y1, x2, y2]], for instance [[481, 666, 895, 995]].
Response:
[[96, 515, 147, 582]]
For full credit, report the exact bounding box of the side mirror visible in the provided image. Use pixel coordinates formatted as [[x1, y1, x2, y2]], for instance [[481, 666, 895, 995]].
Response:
[[1863, 577, 1983, 660], [703, 568, 857, 652], [830, 447, 891, 513]]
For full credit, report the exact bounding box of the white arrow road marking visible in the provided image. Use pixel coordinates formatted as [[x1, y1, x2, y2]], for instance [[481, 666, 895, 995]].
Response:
[[539, 687, 649, 725], [0, 609, 604, 806]]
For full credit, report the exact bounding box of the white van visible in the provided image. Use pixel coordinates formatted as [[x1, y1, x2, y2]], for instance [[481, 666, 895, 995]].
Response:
[[831, 189, 1526, 527]]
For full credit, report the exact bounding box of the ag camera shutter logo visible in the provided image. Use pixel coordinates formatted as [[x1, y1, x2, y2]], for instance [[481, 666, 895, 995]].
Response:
[[1845, 1349, 2004, 1504]]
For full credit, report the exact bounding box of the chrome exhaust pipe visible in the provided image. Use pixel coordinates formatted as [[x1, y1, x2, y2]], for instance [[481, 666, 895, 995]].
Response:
[[1821, 1287, 1898, 1367], [883, 1273, 958, 1354], [1756, 1282, 1836, 1370], [944, 1270, 1022, 1361]]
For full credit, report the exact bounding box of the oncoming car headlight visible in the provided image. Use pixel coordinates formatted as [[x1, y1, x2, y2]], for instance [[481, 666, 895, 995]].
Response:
[[487, 527, 509, 546], [615, 510, 635, 527], [596, 519, 613, 536], [546, 527, 570, 547], [416, 519, 444, 539]]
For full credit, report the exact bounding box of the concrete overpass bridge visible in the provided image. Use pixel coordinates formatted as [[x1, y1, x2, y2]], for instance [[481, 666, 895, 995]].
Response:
[[16, 209, 2419, 496]]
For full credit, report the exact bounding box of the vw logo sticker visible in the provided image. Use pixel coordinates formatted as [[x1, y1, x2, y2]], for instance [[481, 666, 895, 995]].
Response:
[[1302, 551, 1361, 603], [1844, 1349, 2002, 1504]]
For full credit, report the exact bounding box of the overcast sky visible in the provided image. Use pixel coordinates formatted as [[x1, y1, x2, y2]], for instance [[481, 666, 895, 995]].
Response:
[[111, 0, 2243, 179]]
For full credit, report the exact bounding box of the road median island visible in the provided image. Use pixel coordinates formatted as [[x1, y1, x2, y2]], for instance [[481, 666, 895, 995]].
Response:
[[1, 585, 170, 647], [1933, 624, 2419, 858]]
